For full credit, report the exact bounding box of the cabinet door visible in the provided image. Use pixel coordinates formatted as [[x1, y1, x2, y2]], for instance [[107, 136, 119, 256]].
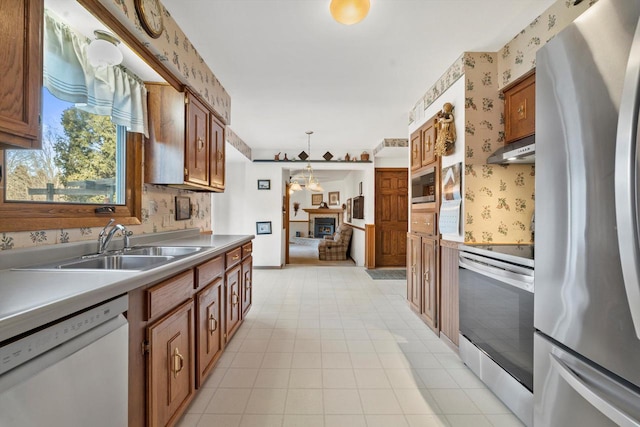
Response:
[[0, 0, 42, 149], [196, 278, 223, 388], [406, 234, 421, 313], [421, 118, 437, 166], [504, 73, 535, 143], [147, 300, 195, 427], [420, 237, 438, 332], [209, 115, 225, 189], [410, 129, 421, 171], [241, 256, 252, 317], [225, 264, 242, 342], [185, 93, 209, 186], [440, 244, 459, 346]]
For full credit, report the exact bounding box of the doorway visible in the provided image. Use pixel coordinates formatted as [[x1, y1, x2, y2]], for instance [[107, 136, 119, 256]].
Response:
[[374, 168, 409, 267]]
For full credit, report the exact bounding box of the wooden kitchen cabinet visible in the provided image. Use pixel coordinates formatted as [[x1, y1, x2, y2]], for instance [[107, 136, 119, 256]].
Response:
[[225, 264, 242, 343], [407, 233, 438, 333], [185, 92, 210, 187], [145, 84, 226, 192], [0, 0, 43, 149], [420, 237, 438, 332], [128, 240, 253, 427], [147, 300, 195, 427], [504, 72, 535, 143], [242, 256, 253, 317], [195, 277, 224, 388], [410, 114, 438, 171], [439, 242, 460, 346], [407, 233, 422, 314]]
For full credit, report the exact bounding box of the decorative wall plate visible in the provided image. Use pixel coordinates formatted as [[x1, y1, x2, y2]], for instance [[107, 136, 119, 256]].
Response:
[[298, 151, 308, 161], [323, 151, 333, 161]]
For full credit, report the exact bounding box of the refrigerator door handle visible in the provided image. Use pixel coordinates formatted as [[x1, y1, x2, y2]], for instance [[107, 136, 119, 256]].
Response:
[[615, 18, 640, 340], [550, 354, 640, 427]]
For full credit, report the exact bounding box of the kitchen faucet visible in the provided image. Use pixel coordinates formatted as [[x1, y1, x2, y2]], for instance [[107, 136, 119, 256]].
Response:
[[97, 219, 133, 254]]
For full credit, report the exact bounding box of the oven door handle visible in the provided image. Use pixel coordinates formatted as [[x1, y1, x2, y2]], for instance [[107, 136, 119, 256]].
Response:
[[459, 254, 534, 293]]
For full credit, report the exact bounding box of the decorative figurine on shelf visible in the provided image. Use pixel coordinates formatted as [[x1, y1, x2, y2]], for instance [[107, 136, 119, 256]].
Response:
[[345, 153, 351, 162], [360, 151, 370, 161], [274, 152, 281, 161], [435, 102, 456, 156], [284, 153, 289, 161], [319, 202, 329, 208]]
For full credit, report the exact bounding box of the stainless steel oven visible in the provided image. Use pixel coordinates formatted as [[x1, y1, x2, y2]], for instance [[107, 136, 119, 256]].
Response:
[[458, 244, 534, 426]]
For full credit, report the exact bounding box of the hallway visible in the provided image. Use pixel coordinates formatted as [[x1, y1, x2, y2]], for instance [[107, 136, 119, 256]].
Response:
[[176, 266, 523, 427]]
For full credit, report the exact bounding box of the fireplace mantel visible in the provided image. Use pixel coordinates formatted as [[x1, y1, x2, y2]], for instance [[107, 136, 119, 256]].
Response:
[[303, 208, 344, 214]]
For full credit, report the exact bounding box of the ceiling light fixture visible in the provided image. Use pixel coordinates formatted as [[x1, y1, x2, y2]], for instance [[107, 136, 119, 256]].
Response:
[[329, 0, 370, 25], [290, 131, 324, 193], [87, 30, 123, 67]]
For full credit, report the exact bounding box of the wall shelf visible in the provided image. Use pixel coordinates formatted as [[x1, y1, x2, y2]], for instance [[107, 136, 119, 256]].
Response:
[[253, 159, 372, 163]]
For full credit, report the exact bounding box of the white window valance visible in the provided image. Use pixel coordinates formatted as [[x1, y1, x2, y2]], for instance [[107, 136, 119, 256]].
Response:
[[43, 10, 149, 137]]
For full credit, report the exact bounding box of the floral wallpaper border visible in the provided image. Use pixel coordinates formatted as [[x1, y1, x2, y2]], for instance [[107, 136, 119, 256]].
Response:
[[100, 0, 232, 123], [226, 127, 252, 160], [372, 138, 409, 156]]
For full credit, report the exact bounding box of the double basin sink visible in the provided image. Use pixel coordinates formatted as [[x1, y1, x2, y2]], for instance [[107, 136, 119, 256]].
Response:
[[19, 246, 204, 271]]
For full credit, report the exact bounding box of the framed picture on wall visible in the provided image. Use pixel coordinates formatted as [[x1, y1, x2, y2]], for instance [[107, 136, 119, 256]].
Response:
[[328, 191, 340, 206], [257, 179, 271, 190], [346, 198, 352, 222], [256, 221, 272, 235], [175, 196, 191, 220], [311, 193, 323, 205], [352, 196, 364, 219]]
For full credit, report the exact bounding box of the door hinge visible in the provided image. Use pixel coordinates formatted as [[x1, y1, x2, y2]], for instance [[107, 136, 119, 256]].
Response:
[[141, 340, 150, 355]]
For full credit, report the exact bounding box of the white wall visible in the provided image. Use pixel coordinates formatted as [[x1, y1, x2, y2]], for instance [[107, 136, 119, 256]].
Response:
[[408, 77, 466, 243]]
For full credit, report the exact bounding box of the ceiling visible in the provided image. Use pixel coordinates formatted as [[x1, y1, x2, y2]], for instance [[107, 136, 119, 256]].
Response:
[[163, 0, 556, 157]]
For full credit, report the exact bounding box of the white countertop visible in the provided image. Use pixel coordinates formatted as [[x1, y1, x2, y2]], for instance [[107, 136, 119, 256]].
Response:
[[0, 231, 253, 343]]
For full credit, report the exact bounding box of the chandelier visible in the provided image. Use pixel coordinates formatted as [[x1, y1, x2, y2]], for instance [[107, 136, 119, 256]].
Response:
[[329, 0, 370, 25], [290, 131, 324, 193]]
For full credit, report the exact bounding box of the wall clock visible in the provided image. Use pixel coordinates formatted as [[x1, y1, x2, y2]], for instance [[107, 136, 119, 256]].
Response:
[[135, 0, 164, 39]]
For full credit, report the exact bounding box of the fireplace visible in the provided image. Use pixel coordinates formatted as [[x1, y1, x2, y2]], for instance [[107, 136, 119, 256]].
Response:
[[314, 218, 335, 238]]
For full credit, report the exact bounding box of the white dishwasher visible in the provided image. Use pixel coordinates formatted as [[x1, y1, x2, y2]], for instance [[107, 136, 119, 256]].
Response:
[[0, 295, 128, 427]]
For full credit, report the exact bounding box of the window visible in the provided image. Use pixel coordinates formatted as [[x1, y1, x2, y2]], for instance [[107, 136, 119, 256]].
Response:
[[5, 88, 126, 205], [0, 9, 144, 233]]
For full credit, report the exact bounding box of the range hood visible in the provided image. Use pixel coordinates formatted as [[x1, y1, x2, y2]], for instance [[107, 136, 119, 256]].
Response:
[[487, 135, 535, 164]]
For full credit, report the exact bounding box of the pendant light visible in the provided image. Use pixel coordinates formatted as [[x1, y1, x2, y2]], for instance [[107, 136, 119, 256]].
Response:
[[87, 30, 123, 67], [290, 131, 324, 193], [329, 0, 370, 25]]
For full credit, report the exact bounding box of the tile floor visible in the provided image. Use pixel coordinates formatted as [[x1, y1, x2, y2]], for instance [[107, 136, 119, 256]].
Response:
[[176, 266, 524, 427]]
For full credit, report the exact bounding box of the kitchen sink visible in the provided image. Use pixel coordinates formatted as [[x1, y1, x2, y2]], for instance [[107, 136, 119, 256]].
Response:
[[57, 255, 174, 271], [125, 246, 203, 257]]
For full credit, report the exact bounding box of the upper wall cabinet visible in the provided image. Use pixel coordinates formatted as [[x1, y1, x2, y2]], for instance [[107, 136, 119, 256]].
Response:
[[0, 0, 43, 149], [504, 72, 535, 143], [411, 114, 438, 171], [145, 84, 226, 192]]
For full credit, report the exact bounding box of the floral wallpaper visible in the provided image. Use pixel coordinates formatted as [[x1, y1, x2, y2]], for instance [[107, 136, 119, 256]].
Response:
[[372, 138, 409, 156], [226, 127, 252, 160], [0, 184, 211, 251], [462, 52, 535, 244], [498, 0, 598, 88], [100, 0, 231, 123]]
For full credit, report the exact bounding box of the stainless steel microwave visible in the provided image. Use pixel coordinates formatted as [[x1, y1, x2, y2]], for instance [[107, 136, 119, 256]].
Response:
[[411, 166, 436, 204]]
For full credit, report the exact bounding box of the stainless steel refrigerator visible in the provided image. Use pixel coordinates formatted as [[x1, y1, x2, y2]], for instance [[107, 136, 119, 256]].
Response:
[[535, 0, 640, 425]]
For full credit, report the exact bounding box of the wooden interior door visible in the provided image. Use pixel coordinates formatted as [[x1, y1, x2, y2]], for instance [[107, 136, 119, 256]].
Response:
[[375, 168, 409, 266]]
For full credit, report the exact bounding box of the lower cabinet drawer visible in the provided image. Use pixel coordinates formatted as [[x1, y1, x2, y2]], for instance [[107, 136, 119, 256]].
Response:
[[196, 255, 224, 289], [242, 241, 253, 259], [147, 270, 194, 320], [226, 247, 242, 269]]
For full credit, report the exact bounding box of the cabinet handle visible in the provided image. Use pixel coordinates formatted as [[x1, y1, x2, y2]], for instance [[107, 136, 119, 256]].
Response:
[[217, 150, 223, 161], [173, 347, 184, 378], [425, 135, 432, 151], [424, 270, 430, 282], [197, 137, 205, 151], [232, 292, 239, 307], [232, 254, 240, 260], [245, 278, 252, 290], [209, 314, 218, 334]]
